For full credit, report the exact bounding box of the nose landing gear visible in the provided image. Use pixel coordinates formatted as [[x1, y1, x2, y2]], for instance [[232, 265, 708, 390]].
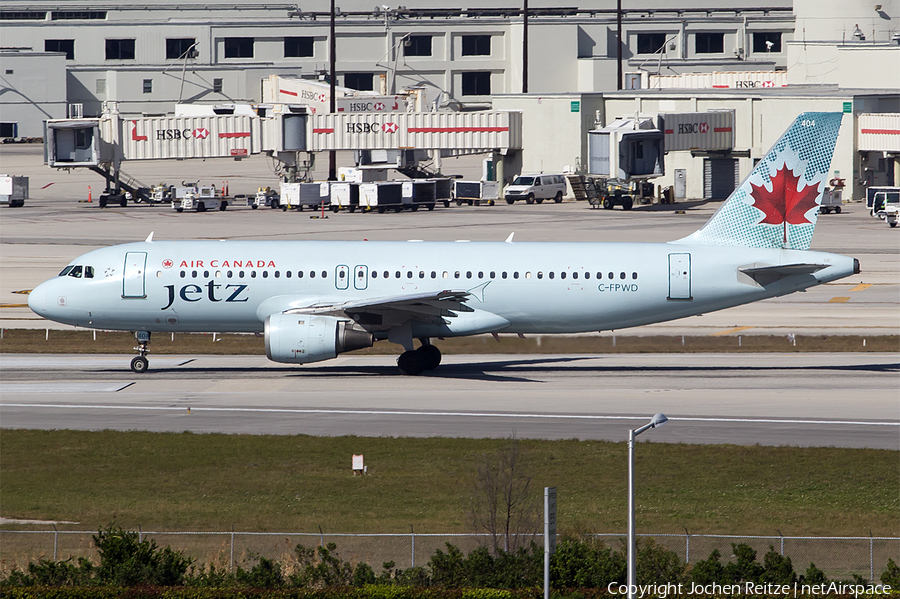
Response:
[[131, 331, 150, 373]]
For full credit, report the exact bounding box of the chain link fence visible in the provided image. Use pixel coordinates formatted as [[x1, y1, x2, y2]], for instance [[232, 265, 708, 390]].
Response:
[[1, 530, 897, 582]]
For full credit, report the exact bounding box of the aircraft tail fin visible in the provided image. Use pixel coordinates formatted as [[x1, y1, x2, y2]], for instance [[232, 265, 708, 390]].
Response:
[[674, 112, 842, 250]]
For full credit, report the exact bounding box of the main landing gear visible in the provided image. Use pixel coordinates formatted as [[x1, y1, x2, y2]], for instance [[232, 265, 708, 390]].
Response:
[[131, 331, 150, 373], [397, 340, 442, 376]]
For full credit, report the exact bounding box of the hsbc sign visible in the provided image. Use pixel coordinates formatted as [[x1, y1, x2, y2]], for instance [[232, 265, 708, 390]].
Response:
[[155, 127, 210, 141], [345, 121, 399, 134], [660, 111, 735, 152]]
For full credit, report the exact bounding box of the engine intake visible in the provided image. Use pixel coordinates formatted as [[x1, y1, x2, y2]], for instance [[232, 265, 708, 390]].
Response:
[[265, 314, 374, 364]]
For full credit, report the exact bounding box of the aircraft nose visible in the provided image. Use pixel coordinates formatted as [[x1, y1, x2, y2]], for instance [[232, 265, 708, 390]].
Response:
[[27, 283, 48, 315]]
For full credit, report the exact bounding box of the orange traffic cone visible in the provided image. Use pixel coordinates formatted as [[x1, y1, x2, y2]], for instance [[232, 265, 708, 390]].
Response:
[[88, 186, 92, 203]]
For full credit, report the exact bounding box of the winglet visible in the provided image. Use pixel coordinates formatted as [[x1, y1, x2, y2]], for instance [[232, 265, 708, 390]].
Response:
[[145, 232, 154, 243], [505, 232, 515, 243]]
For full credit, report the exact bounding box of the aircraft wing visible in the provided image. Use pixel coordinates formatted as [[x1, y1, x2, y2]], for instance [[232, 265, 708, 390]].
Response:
[[738, 263, 829, 287], [284, 290, 474, 329]]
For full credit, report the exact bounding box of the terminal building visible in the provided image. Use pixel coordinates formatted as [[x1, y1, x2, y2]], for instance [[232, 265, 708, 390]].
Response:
[[2, 0, 898, 200]]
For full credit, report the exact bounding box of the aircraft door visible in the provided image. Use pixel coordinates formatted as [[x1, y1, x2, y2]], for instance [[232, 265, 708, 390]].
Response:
[[335, 265, 350, 290], [668, 253, 691, 300], [123, 252, 147, 298], [354, 265, 368, 290]]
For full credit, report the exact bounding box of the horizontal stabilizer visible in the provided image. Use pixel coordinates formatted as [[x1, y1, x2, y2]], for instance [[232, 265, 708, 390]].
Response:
[[738, 263, 828, 287]]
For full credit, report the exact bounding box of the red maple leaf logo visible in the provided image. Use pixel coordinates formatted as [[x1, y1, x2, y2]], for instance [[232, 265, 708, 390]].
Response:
[[749, 165, 820, 244]]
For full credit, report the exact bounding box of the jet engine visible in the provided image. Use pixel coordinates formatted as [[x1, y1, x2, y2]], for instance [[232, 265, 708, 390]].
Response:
[[265, 314, 373, 364]]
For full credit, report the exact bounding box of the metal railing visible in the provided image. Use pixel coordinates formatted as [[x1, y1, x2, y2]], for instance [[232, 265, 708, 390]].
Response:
[[1, 529, 897, 582]]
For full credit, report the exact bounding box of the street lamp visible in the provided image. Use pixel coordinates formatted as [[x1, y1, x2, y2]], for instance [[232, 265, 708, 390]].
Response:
[[627, 412, 668, 599]]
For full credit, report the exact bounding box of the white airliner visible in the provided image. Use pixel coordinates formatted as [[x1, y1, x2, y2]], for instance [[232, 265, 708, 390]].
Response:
[[28, 112, 858, 375]]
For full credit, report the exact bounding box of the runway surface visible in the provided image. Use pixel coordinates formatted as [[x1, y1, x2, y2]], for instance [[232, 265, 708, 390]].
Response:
[[2, 353, 897, 449]]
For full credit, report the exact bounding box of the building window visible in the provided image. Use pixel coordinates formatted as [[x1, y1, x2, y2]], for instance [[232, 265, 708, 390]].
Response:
[[143, 79, 152, 94], [213, 78, 223, 93], [285, 37, 314, 57], [404, 35, 432, 57], [0, 123, 18, 138], [695, 32, 724, 54], [106, 39, 135, 60], [167, 38, 196, 60], [224, 37, 254, 58], [1, 11, 47, 20], [753, 31, 782, 53], [461, 35, 490, 56], [637, 33, 666, 55], [461, 71, 491, 96], [45, 39, 74, 60], [51, 11, 106, 20], [344, 73, 374, 91]]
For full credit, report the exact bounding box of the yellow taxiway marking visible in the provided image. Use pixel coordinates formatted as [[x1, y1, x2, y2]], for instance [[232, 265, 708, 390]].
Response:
[[850, 283, 873, 292], [0, 304, 29, 308], [829, 297, 850, 303], [711, 326, 754, 336]]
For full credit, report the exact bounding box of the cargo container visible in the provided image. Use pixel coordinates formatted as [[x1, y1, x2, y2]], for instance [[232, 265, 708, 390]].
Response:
[[0, 175, 28, 207], [330, 182, 361, 212], [281, 182, 330, 211], [401, 180, 436, 211], [658, 111, 734, 152], [452, 181, 499, 206], [360, 182, 404, 213]]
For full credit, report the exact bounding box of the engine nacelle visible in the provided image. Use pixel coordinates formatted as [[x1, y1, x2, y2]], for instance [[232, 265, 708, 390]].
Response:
[[265, 314, 373, 364]]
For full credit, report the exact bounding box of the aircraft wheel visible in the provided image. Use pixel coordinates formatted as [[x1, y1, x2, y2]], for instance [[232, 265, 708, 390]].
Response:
[[397, 350, 425, 376], [131, 356, 149, 373], [417, 345, 442, 370]]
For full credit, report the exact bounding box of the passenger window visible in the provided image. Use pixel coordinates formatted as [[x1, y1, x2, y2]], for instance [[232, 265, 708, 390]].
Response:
[[192, 270, 198, 278], [572, 272, 578, 280], [180, 271, 186, 278], [513, 272, 519, 279], [227, 270, 233, 278], [454, 271, 460, 279], [215, 270, 222, 278], [274, 271, 280, 278], [585, 272, 590, 279], [537, 272, 543, 279], [384, 271, 389, 278], [431, 271, 437, 279], [69, 265, 83, 278], [466, 271, 472, 279], [632, 272, 638, 279], [608, 272, 614, 279], [372, 271, 378, 278], [620, 272, 626, 279], [596, 272, 602, 279], [263, 271, 269, 278], [321, 271, 327, 278], [443, 271, 449, 279], [204, 270, 209, 278], [478, 271, 484, 278], [286, 271, 292, 278], [560, 272, 566, 279], [501, 272, 507, 279], [407, 271, 413, 279], [549, 272, 555, 279], [251, 271, 257, 278], [525, 272, 531, 279], [59, 266, 74, 276], [296, 271, 302, 278], [490, 271, 496, 278], [85, 266, 94, 278], [419, 271, 425, 279], [339, 271, 346, 279], [310, 271, 316, 278], [395, 271, 401, 278]]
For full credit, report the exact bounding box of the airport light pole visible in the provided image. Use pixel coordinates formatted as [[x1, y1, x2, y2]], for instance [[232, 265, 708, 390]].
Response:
[[627, 413, 668, 599]]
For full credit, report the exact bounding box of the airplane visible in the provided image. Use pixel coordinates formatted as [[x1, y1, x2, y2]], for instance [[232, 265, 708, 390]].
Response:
[[28, 112, 858, 375]]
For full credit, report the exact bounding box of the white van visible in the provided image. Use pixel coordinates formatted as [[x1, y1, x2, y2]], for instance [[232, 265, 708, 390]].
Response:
[[504, 174, 567, 204]]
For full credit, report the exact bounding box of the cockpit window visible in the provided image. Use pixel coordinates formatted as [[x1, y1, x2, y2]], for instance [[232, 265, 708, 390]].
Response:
[[68, 265, 83, 278], [84, 266, 94, 278], [59, 266, 74, 277]]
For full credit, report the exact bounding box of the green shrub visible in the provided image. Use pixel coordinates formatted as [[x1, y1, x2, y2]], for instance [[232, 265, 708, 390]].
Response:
[[93, 525, 194, 586], [881, 558, 900, 588]]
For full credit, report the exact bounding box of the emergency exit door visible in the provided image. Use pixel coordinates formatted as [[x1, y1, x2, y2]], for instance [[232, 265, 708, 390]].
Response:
[[668, 253, 692, 300], [123, 252, 147, 298]]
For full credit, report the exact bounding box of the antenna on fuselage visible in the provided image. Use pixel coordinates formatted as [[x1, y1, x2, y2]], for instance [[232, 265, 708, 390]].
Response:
[[145, 232, 154, 243]]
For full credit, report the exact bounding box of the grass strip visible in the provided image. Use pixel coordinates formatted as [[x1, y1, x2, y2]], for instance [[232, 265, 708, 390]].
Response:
[[1, 430, 896, 537], [0, 329, 897, 355]]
